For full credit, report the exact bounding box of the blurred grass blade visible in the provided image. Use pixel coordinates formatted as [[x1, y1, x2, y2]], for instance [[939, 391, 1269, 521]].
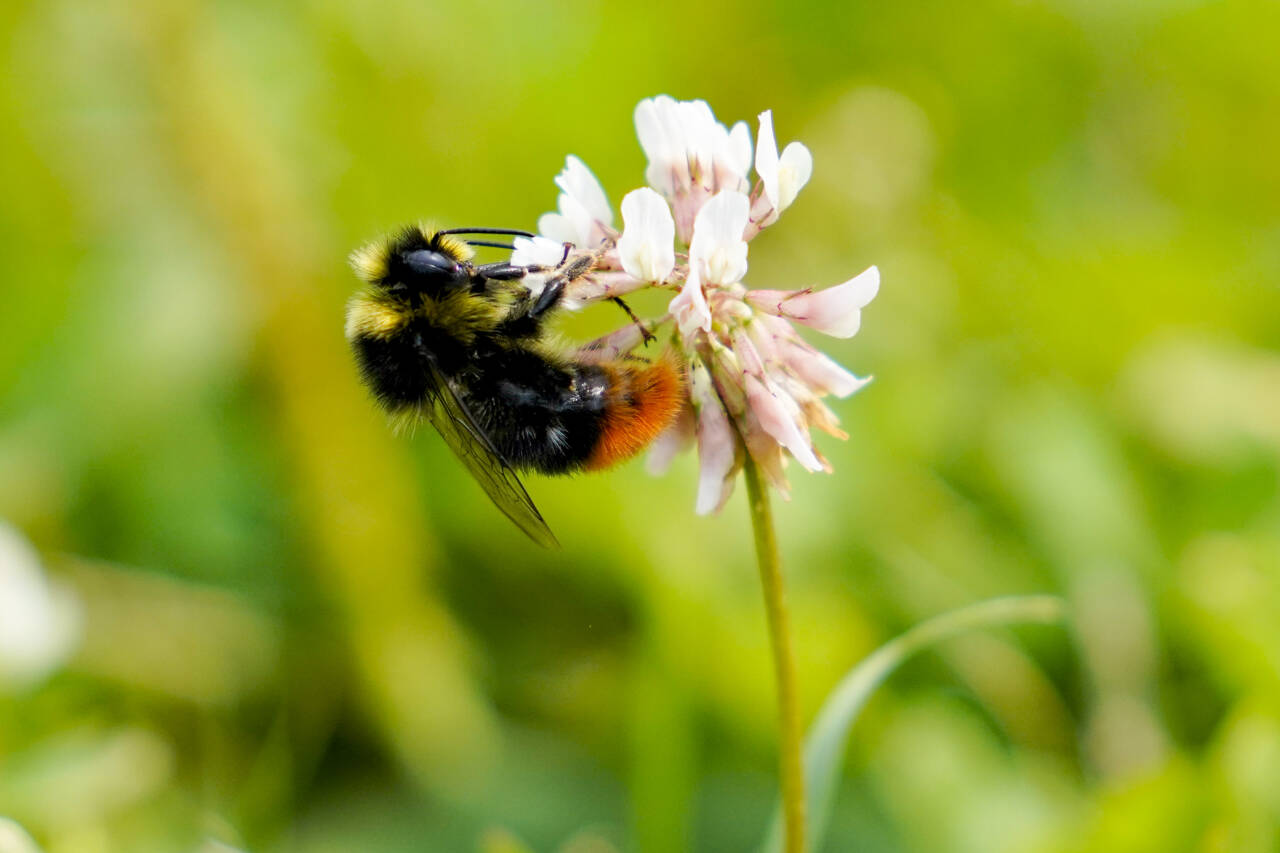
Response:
[[760, 595, 1068, 853]]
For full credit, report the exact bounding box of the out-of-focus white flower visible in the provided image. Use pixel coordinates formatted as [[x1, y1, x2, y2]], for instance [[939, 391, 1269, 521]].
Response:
[[526, 95, 877, 512], [747, 266, 880, 338], [777, 337, 872, 399], [0, 521, 81, 688], [744, 373, 824, 473], [0, 818, 45, 853], [616, 188, 676, 283], [750, 110, 814, 233], [536, 155, 614, 248]]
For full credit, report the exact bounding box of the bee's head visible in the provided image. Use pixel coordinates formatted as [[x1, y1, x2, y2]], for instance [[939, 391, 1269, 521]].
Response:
[[350, 226, 474, 296]]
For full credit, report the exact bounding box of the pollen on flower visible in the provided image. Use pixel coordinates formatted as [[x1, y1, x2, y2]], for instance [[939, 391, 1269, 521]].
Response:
[[527, 94, 878, 512]]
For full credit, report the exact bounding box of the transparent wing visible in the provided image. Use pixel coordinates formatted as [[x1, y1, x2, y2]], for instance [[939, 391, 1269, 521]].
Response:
[[420, 361, 560, 549]]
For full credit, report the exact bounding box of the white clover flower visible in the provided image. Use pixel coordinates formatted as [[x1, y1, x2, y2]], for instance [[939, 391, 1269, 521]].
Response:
[[526, 95, 877, 513], [0, 520, 81, 688]]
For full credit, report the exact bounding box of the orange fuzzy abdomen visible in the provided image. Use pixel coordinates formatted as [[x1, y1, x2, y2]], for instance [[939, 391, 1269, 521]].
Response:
[[584, 353, 684, 471]]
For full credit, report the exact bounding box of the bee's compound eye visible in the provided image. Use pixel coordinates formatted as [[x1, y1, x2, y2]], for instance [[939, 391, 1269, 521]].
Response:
[[403, 249, 465, 284]]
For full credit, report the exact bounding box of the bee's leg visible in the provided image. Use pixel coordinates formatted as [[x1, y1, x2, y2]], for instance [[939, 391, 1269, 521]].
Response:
[[473, 262, 529, 281], [495, 276, 566, 340], [530, 276, 566, 318], [610, 296, 656, 345]]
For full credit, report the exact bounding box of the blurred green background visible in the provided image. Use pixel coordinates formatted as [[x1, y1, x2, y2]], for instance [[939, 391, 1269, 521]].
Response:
[[3, 0, 1280, 850]]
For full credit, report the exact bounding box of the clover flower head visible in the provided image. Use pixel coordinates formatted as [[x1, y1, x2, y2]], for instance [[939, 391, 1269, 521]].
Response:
[[528, 95, 878, 513]]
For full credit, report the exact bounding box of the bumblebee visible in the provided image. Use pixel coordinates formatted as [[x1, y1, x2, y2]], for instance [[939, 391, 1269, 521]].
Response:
[[346, 224, 682, 547]]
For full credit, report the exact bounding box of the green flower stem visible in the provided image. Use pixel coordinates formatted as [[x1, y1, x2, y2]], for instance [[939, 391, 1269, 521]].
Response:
[[744, 456, 806, 853]]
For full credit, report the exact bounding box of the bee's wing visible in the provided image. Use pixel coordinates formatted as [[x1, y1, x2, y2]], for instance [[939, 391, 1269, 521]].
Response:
[[421, 361, 561, 549]]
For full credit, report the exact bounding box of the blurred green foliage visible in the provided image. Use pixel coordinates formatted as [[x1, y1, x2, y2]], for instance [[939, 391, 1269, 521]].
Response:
[[2, 0, 1279, 850]]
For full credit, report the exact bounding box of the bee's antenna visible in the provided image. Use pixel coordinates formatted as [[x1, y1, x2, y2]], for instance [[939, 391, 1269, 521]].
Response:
[[438, 227, 536, 239], [466, 240, 517, 250]]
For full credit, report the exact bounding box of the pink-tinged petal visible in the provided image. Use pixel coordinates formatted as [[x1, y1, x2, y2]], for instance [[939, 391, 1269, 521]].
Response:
[[730, 329, 764, 376], [671, 188, 712, 246], [746, 265, 880, 338], [555, 155, 612, 228], [745, 191, 774, 239], [770, 376, 829, 467], [690, 363, 740, 514], [743, 374, 824, 472], [669, 267, 712, 337], [581, 314, 669, 359], [740, 408, 791, 497], [773, 371, 849, 441], [741, 316, 787, 372], [566, 271, 649, 306], [754, 311, 807, 346], [706, 338, 748, 416], [778, 339, 872, 398], [646, 399, 695, 475], [689, 191, 750, 285], [617, 188, 676, 283]]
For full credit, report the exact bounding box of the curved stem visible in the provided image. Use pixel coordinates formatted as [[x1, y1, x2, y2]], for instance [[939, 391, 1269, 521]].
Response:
[[744, 456, 806, 853]]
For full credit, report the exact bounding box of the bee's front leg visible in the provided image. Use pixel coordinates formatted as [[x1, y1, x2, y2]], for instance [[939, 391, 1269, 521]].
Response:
[[473, 262, 529, 281]]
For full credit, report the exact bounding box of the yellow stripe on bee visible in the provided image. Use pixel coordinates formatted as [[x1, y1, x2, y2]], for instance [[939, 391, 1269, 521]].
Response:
[[345, 293, 409, 341], [345, 288, 504, 344], [427, 230, 475, 263], [349, 241, 390, 283], [415, 290, 500, 344]]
